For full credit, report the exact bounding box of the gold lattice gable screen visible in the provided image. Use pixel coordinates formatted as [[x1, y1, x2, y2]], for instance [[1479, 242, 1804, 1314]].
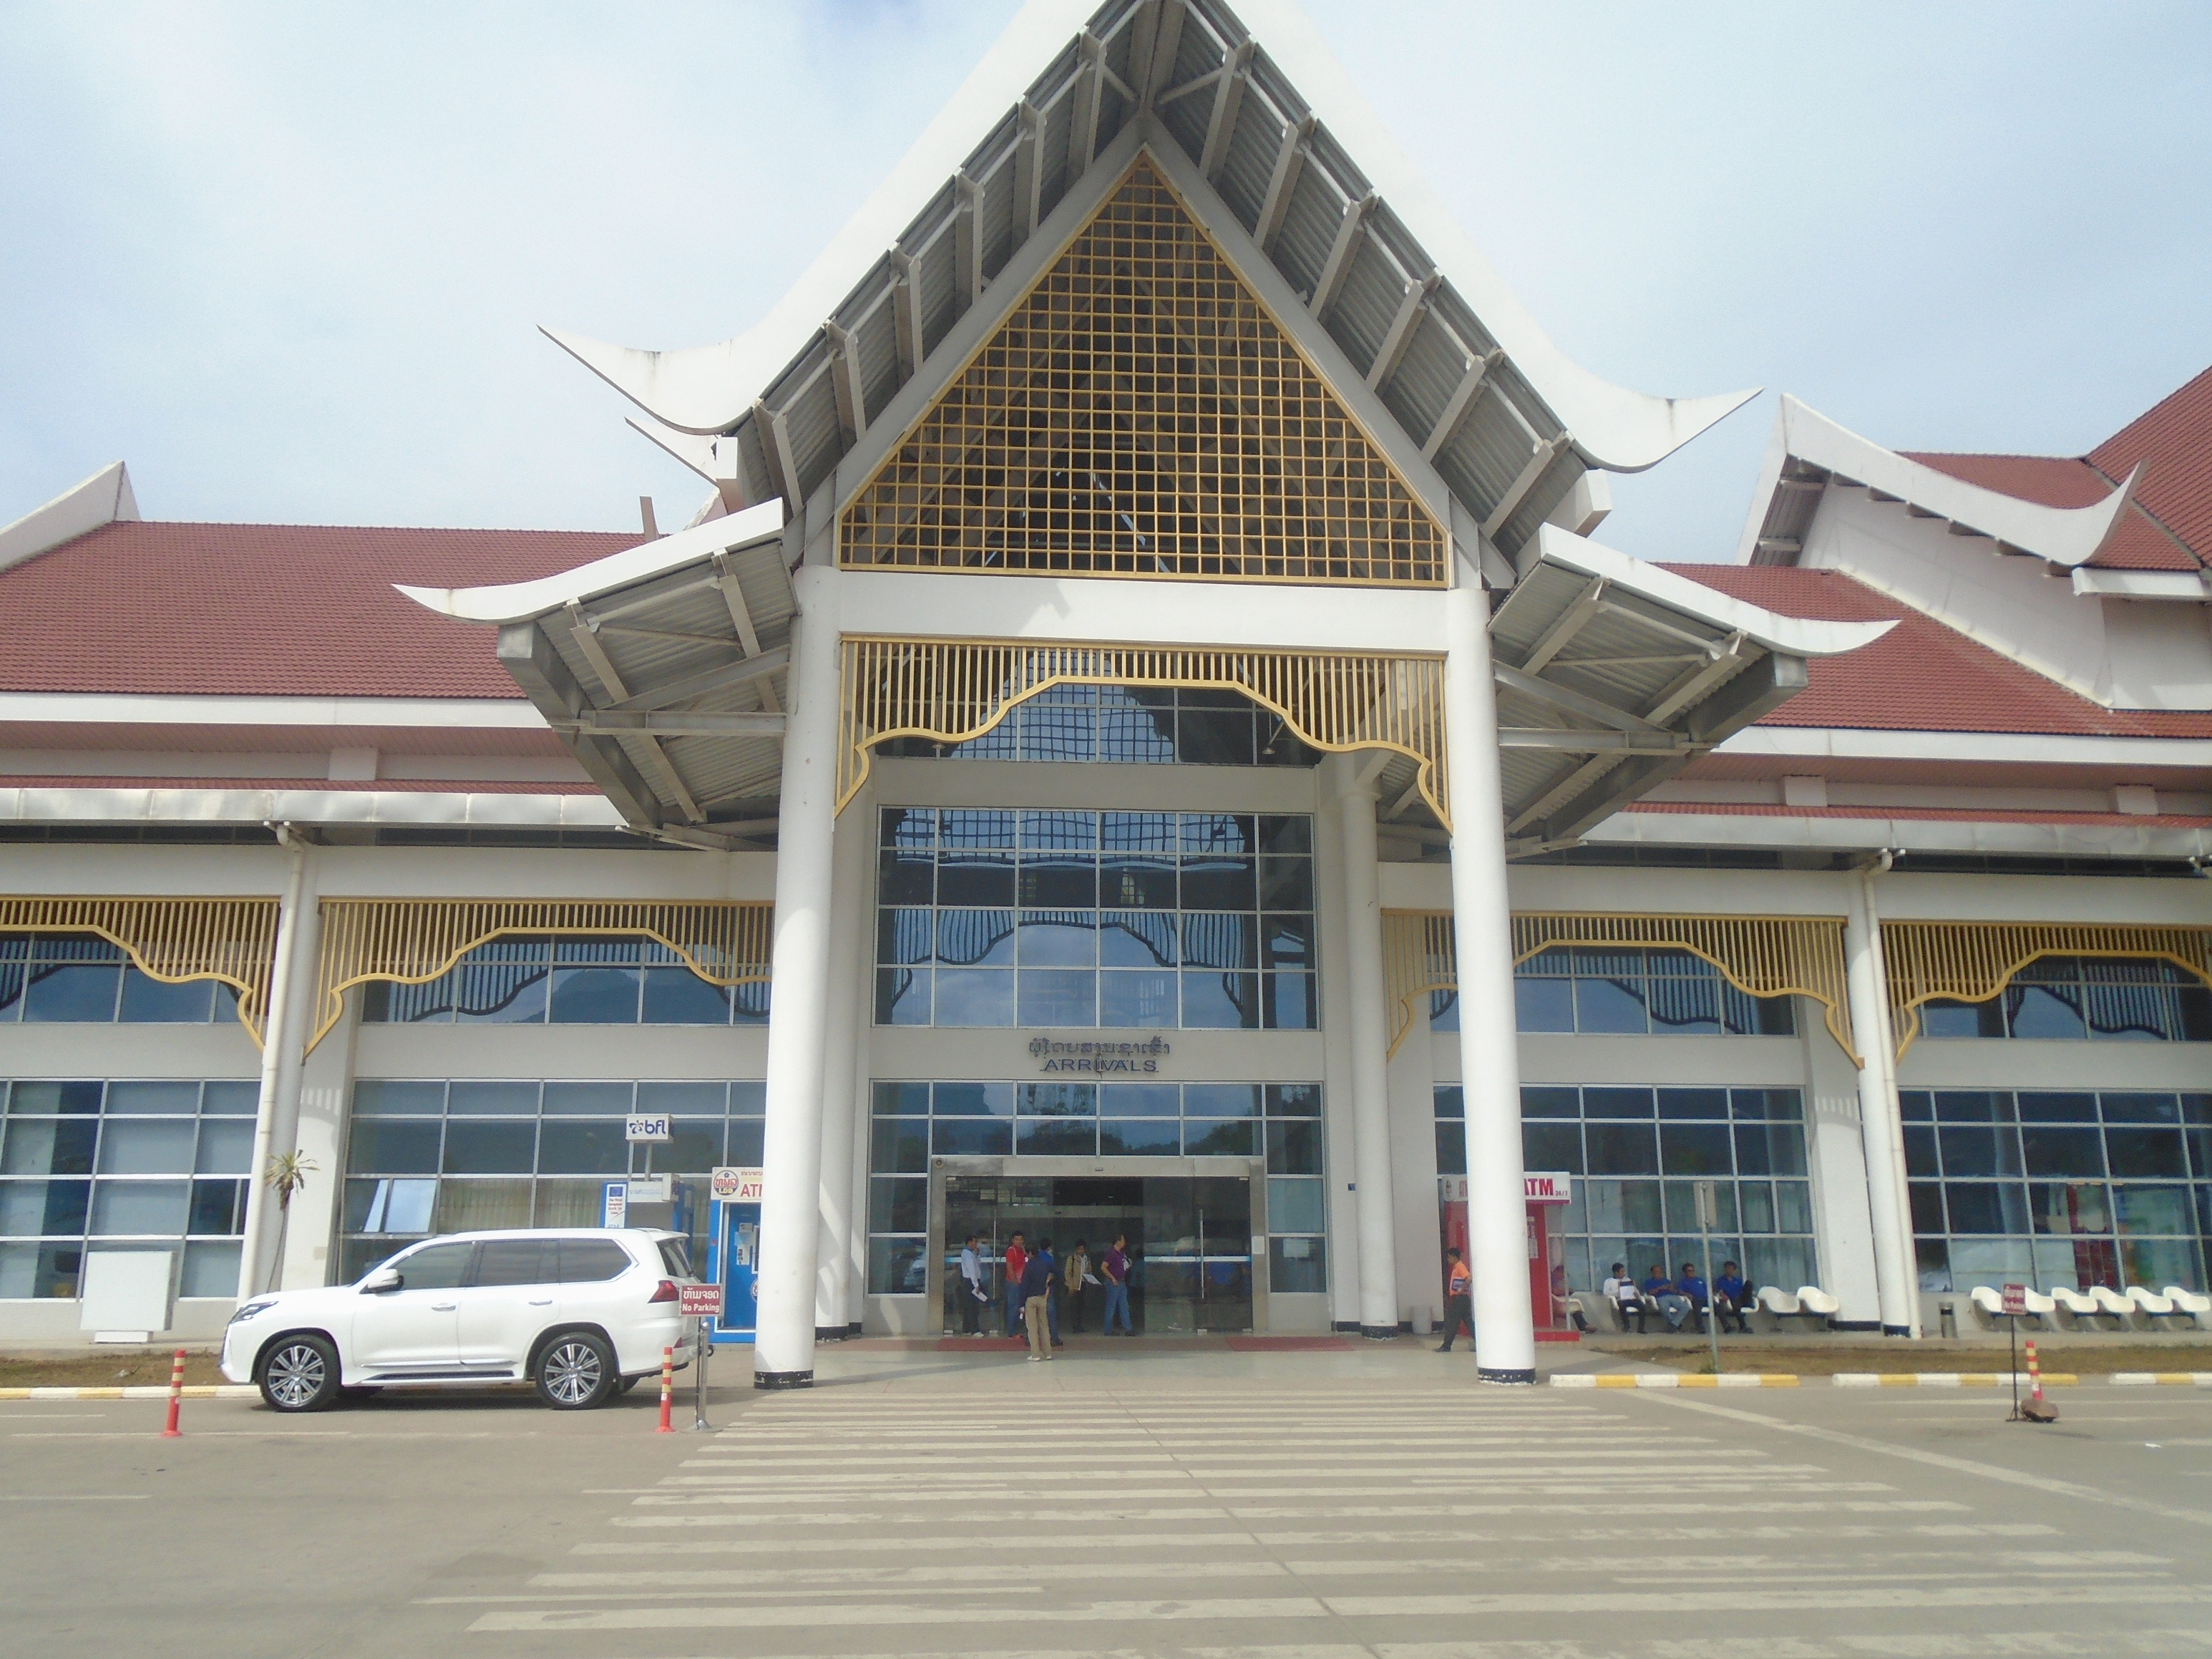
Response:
[[1881, 920, 2212, 1057], [311, 899, 774, 1053], [1381, 908, 1861, 1066], [839, 157, 1446, 588], [838, 636, 1448, 824], [0, 896, 280, 1046]]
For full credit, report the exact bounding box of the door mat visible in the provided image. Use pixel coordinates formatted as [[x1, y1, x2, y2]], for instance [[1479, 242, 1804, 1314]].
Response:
[[935, 1336, 1030, 1351], [1224, 1336, 1355, 1351]]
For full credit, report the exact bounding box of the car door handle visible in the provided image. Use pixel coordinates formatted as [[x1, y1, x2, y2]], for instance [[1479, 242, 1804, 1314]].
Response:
[[432, 1302, 458, 1312], [527, 1298, 553, 1306]]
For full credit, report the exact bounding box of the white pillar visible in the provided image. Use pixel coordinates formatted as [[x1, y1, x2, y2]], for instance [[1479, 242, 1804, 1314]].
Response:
[[754, 562, 842, 1388], [1843, 863, 1916, 1336], [1332, 755, 1400, 1337], [1441, 548, 1536, 1383], [237, 830, 312, 1300], [814, 794, 869, 1338]]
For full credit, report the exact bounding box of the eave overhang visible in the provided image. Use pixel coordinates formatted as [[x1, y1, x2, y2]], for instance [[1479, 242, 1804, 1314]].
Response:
[[547, 0, 1753, 568], [1738, 394, 2140, 572]]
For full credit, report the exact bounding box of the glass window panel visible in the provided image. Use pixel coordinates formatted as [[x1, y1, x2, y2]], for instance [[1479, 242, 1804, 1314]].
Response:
[[2122, 1235, 2203, 1289], [2113, 1184, 2193, 1236], [2021, 1127, 2105, 1179], [1018, 855, 1097, 909], [729, 1082, 766, 1116], [1098, 855, 1179, 910], [1018, 970, 1096, 1026], [1903, 1125, 1939, 1178], [193, 1119, 253, 1176], [1099, 912, 1177, 968], [930, 1082, 1013, 1118], [104, 1081, 200, 1116], [1257, 857, 1313, 910], [200, 1081, 258, 1116], [877, 968, 932, 1025], [724, 1121, 764, 1166], [2030, 1181, 2111, 1235], [1017, 913, 1097, 965], [1098, 697, 1178, 763], [1181, 913, 1257, 971], [1181, 971, 1257, 1028], [118, 971, 215, 1022], [940, 809, 1015, 848], [1099, 1119, 1181, 1156], [877, 850, 935, 907], [0, 1179, 89, 1237], [547, 964, 640, 1023], [869, 1119, 928, 1174], [869, 1177, 927, 1235], [3, 1117, 98, 1177], [1101, 811, 1178, 852], [872, 1081, 931, 1117], [1179, 855, 1257, 911], [1585, 1088, 1655, 1119], [1658, 1123, 1733, 1176], [354, 1081, 444, 1116], [642, 968, 731, 1024], [1938, 1126, 2022, 1178], [1512, 976, 1574, 1034], [2102, 1093, 2181, 1124], [180, 1239, 241, 1296], [450, 940, 550, 1024], [880, 807, 935, 848], [1569, 975, 1644, 1033], [1585, 1123, 1660, 1176], [2017, 1091, 2095, 1123], [1262, 972, 1316, 1030], [630, 1081, 724, 1116], [2178, 986, 2212, 1041], [931, 1119, 1012, 1157], [1268, 1235, 1327, 1293], [1016, 1119, 1096, 1155], [867, 1237, 926, 1296], [1523, 1122, 1582, 1174], [1267, 1084, 1322, 1118], [97, 1119, 195, 1174], [1018, 694, 1096, 762], [1657, 1089, 1729, 1120], [933, 969, 1014, 1026], [1936, 1091, 2015, 1124], [1265, 1120, 1320, 1175], [1100, 1084, 1179, 1118], [1646, 976, 1720, 1034], [535, 1122, 627, 1175], [447, 1081, 540, 1115], [1773, 1180, 1814, 1235], [23, 963, 122, 1021], [1258, 814, 1313, 854], [2105, 1128, 2186, 1179], [1018, 1084, 1096, 1118], [2005, 983, 2085, 1040], [877, 908, 935, 966], [1260, 914, 1313, 970], [1734, 1123, 1806, 1177], [1434, 1122, 1466, 1176], [1941, 1182, 2026, 1234], [543, 1082, 631, 1115], [1745, 1237, 1818, 1292], [1267, 1176, 1325, 1233], [1517, 1086, 1573, 1119], [344, 1177, 436, 1233], [1184, 1120, 1258, 1157], [89, 1180, 188, 1235], [1737, 1181, 1775, 1233], [935, 852, 1015, 908], [1909, 1182, 1944, 1235], [439, 1119, 537, 1176], [1921, 998, 2002, 1038], [1184, 1084, 1260, 1119], [1179, 812, 1255, 854], [1176, 706, 1255, 766]]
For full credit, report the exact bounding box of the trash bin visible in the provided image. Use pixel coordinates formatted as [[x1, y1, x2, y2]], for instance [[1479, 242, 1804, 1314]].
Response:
[[1937, 1298, 1957, 1339]]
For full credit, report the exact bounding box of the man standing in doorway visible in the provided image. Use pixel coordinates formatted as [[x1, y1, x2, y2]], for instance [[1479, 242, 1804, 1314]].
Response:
[[1436, 1245, 1475, 1352], [1021, 1237, 1056, 1361], [1003, 1232, 1028, 1338], [958, 1232, 987, 1336], [1100, 1232, 1133, 1336]]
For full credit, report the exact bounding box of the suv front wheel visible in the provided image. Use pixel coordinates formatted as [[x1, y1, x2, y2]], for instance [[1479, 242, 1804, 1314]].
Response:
[[258, 1334, 342, 1413], [535, 1330, 617, 1409]]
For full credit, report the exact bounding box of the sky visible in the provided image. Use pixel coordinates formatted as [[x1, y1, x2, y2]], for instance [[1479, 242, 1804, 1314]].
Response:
[[4, 1, 2209, 563]]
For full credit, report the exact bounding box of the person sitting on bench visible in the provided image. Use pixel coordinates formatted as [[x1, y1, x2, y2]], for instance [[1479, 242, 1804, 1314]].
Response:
[[1674, 1262, 1711, 1335], [1601, 1261, 1646, 1331], [1712, 1260, 1752, 1334], [1643, 1264, 1691, 1332]]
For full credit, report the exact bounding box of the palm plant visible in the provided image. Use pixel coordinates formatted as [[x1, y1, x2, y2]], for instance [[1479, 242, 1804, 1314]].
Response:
[[263, 1149, 318, 1293]]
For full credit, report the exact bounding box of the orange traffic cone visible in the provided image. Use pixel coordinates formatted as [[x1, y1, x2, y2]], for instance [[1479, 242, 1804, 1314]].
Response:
[[2020, 1336, 2058, 1423]]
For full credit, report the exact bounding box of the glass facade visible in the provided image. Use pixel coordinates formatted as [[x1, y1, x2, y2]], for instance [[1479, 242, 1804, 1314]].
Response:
[[0, 1078, 257, 1299], [874, 683, 1320, 768], [1436, 1084, 1818, 1298], [1431, 948, 1797, 1036], [361, 937, 769, 1025], [865, 1079, 1325, 1295], [1904, 1089, 2210, 1293], [1917, 957, 2211, 1042], [339, 1079, 764, 1283], [874, 809, 1317, 1030], [0, 935, 242, 1025]]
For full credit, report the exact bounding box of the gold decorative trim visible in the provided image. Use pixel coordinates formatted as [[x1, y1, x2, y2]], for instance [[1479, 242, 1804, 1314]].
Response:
[[839, 157, 1446, 588], [310, 899, 774, 1054], [0, 896, 278, 1046], [1882, 920, 2212, 1058], [837, 636, 1449, 825], [1383, 908, 1860, 1066]]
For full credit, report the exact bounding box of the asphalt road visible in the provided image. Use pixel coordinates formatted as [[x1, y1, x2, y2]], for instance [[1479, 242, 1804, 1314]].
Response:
[[4, 1342, 2210, 1659]]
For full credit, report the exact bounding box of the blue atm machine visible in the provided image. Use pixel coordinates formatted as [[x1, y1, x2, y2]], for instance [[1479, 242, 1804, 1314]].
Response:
[[705, 1168, 762, 1345]]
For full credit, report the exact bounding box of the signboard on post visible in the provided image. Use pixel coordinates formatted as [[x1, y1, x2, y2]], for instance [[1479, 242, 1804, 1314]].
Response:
[[711, 1167, 765, 1202], [601, 1181, 627, 1228], [625, 1114, 672, 1144], [627, 1173, 671, 1204], [2001, 1283, 2029, 1318], [678, 1283, 726, 1318], [1436, 1173, 1574, 1204]]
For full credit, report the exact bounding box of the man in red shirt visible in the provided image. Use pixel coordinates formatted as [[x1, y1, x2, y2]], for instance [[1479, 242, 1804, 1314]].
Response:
[[1002, 1232, 1028, 1338], [1436, 1246, 1475, 1352]]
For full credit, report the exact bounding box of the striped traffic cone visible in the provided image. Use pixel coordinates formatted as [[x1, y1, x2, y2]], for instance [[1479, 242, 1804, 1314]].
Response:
[[2020, 1336, 2058, 1423]]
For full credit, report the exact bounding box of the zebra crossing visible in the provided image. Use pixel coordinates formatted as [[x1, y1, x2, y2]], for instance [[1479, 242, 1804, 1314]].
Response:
[[442, 1366, 2210, 1656]]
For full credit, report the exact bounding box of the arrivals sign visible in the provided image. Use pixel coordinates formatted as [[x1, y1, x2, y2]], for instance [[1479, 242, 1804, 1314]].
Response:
[[1029, 1035, 1171, 1074]]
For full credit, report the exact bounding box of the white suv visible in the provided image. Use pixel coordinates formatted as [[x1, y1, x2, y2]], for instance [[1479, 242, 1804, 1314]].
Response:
[[222, 1228, 696, 1412]]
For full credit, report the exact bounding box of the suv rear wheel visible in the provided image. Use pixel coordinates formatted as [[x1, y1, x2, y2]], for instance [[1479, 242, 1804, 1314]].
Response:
[[258, 1334, 342, 1413], [535, 1330, 617, 1409]]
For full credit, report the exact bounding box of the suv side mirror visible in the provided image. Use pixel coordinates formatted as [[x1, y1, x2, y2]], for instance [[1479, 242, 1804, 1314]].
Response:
[[361, 1266, 402, 1294]]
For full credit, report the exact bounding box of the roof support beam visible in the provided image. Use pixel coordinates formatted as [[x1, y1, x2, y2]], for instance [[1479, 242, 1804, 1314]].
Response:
[[565, 711, 787, 739], [1012, 99, 1043, 245], [557, 605, 703, 823], [1309, 189, 1377, 322], [1198, 40, 1254, 182], [889, 249, 924, 384], [709, 548, 779, 713], [1069, 31, 1106, 177], [1515, 575, 1607, 675], [1482, 433, 1573, 540], [1506, 752, 1622, 836], [1132, 0, 1185, 110], [1493, 661, 1665, 737], [1642, 633, 1749, 727], [1423, 348, 1502, 462], [494, 622, 663, 832], [1365, 271, 1439, 392], [605, 646, 792, 716], [954, 172, 984, 306], [1253, 114, 1315, 253], [823, 321, 865, 446], [751, 399, 799, 508], [1497, 728, 1697, 752]]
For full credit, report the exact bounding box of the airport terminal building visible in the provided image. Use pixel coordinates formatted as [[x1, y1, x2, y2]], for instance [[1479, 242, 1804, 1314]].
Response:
[[2, 0, 2208, 1381]]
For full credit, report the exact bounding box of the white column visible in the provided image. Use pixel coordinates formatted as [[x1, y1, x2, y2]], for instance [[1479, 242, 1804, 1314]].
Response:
[[236, 830, 312, 1300], [1441, 548, 1536, 1383], [754, 562, 842, 1388], [1843, 863, 1916, 1336], [814, 794, 869, 1338], [1332, 754, 1399, 1337]]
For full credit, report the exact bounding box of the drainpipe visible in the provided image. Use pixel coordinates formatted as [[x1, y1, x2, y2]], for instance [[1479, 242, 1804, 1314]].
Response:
[[235, 824, 310, 1300]]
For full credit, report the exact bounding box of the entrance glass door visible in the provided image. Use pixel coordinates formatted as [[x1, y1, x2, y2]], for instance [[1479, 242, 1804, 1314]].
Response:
[[1144, 1175, 1252, 1333]]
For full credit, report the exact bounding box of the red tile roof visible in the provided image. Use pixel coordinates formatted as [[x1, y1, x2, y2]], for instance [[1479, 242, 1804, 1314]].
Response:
[[1900, 364, 2211, 573], [1660, 564, 2212, 739], [0, 520, 636, 698]]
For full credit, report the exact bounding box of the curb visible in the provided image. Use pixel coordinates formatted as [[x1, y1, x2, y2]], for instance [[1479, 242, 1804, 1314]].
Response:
[[2110, 1372, 2212, 1387], [1831, 1373, 2077, 1387], [1551, 1373, 1798, 1388], [0, 1385, 258, 1401]]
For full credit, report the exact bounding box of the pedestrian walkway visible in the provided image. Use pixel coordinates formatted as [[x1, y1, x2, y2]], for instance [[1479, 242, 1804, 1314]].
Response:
[[443, 1350, 2211, 1655]]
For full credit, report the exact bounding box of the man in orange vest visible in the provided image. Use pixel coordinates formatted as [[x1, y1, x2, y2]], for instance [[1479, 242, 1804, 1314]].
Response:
[[1436, 1246, 1475, 1352]]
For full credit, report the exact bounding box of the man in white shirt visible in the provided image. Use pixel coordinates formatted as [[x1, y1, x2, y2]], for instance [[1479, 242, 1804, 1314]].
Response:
[[1600, 1261, 1645, 1333], [957, 1232, 987, 1336]]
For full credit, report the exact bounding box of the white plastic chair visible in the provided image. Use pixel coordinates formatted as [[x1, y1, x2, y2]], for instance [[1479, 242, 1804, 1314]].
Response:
[[2161, 1285, 2212, 1331], [1753, 1285, 1829, 1333], [2048, 1285, 2110, 1330], [2125, 1286, 2183, 1330], [1796, 1285, 1841, 1319]]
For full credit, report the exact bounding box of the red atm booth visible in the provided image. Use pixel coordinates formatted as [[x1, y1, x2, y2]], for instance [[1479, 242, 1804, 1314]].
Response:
[[1438, 1172, 1575, 1333]]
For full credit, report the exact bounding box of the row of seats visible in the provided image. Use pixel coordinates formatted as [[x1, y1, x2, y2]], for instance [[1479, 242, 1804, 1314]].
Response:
[[1573, 1284, 1841, 1334], [1964, 1283, 2212, 1332]]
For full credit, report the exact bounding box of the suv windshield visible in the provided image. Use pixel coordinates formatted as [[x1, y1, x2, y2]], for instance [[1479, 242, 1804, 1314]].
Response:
[[656, 1238, 693, 1278]]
